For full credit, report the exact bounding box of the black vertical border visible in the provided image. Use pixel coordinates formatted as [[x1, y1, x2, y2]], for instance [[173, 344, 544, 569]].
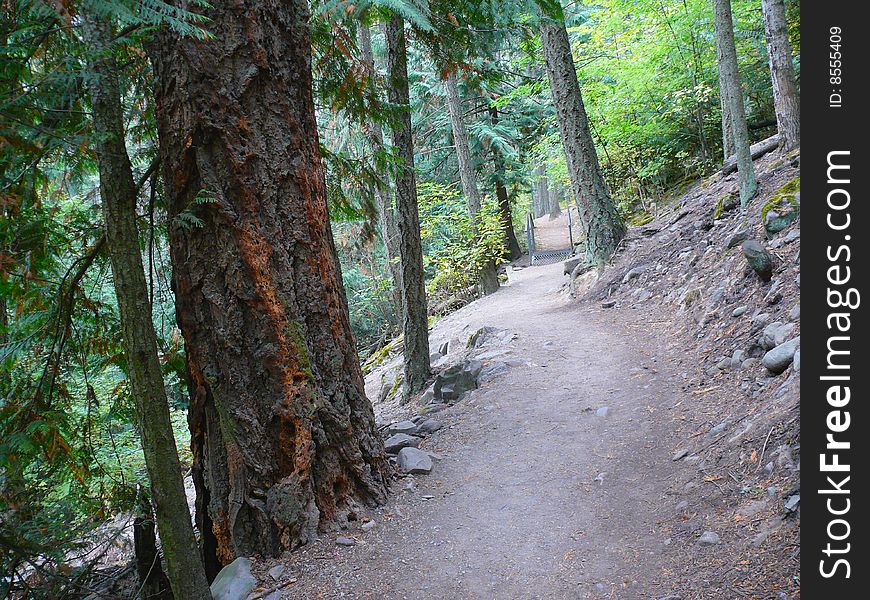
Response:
[[802, 0, 867, 596]]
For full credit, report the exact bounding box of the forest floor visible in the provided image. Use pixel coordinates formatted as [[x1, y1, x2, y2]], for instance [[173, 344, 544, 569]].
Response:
[[253, 262, 711, 599]]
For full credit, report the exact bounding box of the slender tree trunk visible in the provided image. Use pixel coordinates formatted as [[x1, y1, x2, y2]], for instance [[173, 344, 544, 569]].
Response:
[[539, 13, 625, 264], [134, 488, 172, 600], [358, 23, 402, 294], [533, 166, 548, 219], [151, 0, 389, 572], [713, 0, 757, 206], [82, 14, 212, 598], [385, 14, 431, 394], [489, 109, 521, 261], [443, 71, 499, 295], [719, 90, 735, 159], [761, 0, 800, 151], [549, 182, 562, 219]]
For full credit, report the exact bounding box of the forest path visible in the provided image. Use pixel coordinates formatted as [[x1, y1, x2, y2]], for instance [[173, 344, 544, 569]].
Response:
[[275, 262, 690, 599]]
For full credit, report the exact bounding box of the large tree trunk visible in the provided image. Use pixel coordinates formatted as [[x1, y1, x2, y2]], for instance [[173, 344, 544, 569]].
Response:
[[444, 71, 499, 295], [385, 14, 431, 395], [539, 13, 625, 264], [761, 0, 800, 151], [713, 0, 757, 206], [489, 107, 522, 261], [82, 14, 212, 598], [357, 23, 402, 295], [151, 0, 389, 573]]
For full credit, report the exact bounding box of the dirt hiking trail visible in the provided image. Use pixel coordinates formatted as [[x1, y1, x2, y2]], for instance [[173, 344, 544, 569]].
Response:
[[268, 262, 696, 599]]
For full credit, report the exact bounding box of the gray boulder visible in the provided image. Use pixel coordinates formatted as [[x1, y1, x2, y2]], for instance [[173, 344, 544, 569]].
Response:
[[564, 256, 584, 275], [478, 361, 509, 384], [726, 228, 749, 249], [210, 557, 256, 600], [466, 326, 507, 349], [434, 360, 482, 402], [397, 447, 433, 474], [760, 322, 794, 350], [387, 420, 418, 436], [741, 240, 773, 281], [416, 418, 443, 434], [383, 433, 421, 454], [762, 337, 800, 374]]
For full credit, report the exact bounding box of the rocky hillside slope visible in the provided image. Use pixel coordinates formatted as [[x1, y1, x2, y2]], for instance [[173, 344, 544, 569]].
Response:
[[571, 147, 801, 598]]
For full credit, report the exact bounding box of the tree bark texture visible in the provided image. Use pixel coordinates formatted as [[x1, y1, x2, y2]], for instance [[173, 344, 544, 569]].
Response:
[[549, 182, 563, 219], [761, 0, 800, 151], [443, 71, 499, 295], [489, 106, 522, 261], [385, 14, 431, 394], [134, 489, 173, 599], [82, 14, 212, 598], [533, 167, 549, 219], [151, 0, 389, 572], [540, 16, 625, 264], [357, 23, 402, 293], [713, 0, 757, 205], [719, 89, 735, 160]]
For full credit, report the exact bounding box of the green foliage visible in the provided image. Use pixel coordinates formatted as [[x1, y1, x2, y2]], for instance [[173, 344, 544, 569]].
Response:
[[417, 182, 506, 300]]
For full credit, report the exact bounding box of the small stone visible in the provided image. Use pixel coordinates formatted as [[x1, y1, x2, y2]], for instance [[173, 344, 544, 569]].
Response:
[[675, 500, 689, 512], [397, 447, 433, 474], [726, 228, 749, 249], [210, 557, 256, 600], [419, 403, 446, 414], [784, 229, 800, 244], [383, 433, 421, 454], [751, 312, 771, 332], [762, 337, 800, 374], [789, 303, 800, 321], [710, 421, 727, 435], [774, 323, 796, 346], [698, 531, 721, 546], [361, 520, 377, 531], [731, 305, 748, 317], [793, 349, 800, 372], [672, 449, 689, 461], [268, 564, 286, 581], [336, 536, 357, 547], [784, 494, 800, 512], [387, 420, 418, 436], [595, 406, 611, 418], [622, 264, 650, 284], [601, 299, 617, 308], [742, 240, 773, 281], [419, 385, 436, 405], [416, 418, 443, 434], [729, 349, 745, 369]]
